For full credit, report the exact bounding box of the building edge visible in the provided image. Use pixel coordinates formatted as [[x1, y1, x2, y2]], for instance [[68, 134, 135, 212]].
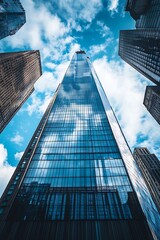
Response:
[[0, 53, 73, 218], [118, 30, 160, 86], [0, 84, 61, 220], [87, 57, 160, 239], [0, 50, 42, 133]]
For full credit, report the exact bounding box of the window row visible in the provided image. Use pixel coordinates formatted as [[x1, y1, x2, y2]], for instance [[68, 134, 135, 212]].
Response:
[[35, 146, 119, 154], [32, 153, 122, 161], [12, 190, 134, 220], [23, 176, 131, 188], [26, 167, 127, 178], [40, 134, 115, 141], [37, 140, 117, 148], [29, 159, 124, 169]]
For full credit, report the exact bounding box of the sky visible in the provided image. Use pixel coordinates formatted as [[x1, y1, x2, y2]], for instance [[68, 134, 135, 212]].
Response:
[[0, 0, 159, 196]]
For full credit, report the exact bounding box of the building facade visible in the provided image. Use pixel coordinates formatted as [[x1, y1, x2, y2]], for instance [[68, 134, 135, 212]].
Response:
[[0, 0, 26, 39], [133, 148, 160, 212], [0, 51, 159, 239], [0, 50, 42, 133], [125, 0, 150, 21], [119, 29, 160, 86], [135, 0, 160, 29], [144, 86, 160, 124], [119, 0, 160, 124], [125, 0, 159, 28]]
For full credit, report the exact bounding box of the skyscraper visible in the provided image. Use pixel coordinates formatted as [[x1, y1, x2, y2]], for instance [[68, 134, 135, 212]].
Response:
[[133, 148, 160, 213], [0, 0, 26, 40], [134, 0, 160, 29], [119, 29, 160, 85], [0, 51, 158, 240], [0, 50, 42, 133], [125, 0, 150, 20], [119, 0, 160, 124], [144, 86, 160, 124], [125, 0, 159, 28]]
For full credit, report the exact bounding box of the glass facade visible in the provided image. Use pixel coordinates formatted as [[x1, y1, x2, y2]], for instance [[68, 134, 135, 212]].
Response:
[[119, 0, 160, 85], [0, 0, 26, 39], [119, 29, 160, 85], [0, 50, 42, 132], [133, 148, 160, 213], [119, 0, 160, 129], [136, 0, 160, 29], [144, 86, 160, 124], [0, 52, 154, 240], [125, 0, 150, 21]]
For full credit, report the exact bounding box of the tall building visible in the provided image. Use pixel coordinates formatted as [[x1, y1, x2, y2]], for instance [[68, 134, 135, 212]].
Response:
[[133, 148, 160, 212], [144, 86, 160, 124], [0, 0, 26, 40], [135, 0, 160, 29], [0, 51, 158, 240], [119, 29, 160, 86], [119, 0, 160, 124], [0, 50, 42, 133], [124, 0, 148, 20], [125, 0, 159, 28]]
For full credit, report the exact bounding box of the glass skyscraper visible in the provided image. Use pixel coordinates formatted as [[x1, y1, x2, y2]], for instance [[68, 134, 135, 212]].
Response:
[[0, 0, 26, 39], [0, 51, 157, 239], [119, 0, 160, 124], [135, 0, 160, 29], [124, 0, 150, 21], [119, 29, 160, 86], [133, 148, 160, 213], [144, 86, 160, 124], [0, 50, 42, 133]]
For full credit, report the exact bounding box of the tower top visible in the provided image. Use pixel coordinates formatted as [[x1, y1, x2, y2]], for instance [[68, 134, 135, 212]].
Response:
[[76, 50, 86, 54], [125, 0, 150, 20]]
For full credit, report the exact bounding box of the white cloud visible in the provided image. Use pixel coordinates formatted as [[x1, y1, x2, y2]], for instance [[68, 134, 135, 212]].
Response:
[[108, 0, 119, 13], [45, 62, 57, 70], [26, 93, 41, 116], [34, 71, 57, 93], [87, 24, 113, 57], [0, 144, 7, 167], [89, 40, 112, 57], [5, 0, 69, 49], [14, 152, 24, 161], [68, 19, 82, 32], [0, 144, 15, 197], [96, 21, 111, 37], [25, 92, 53, 116], [53, 0, 103, 23], [88, 37, 114, 60], [0, 0, 77, 65], [38, 95, 52, 114], [10, 133, 24, 145], [0, 166, 15, 197], [26, 59, 70, 116], [93, 56, 160, 157]]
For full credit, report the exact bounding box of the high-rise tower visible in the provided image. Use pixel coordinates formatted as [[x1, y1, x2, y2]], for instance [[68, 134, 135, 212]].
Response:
[[0, 51, 158, 239], [0, 50, 42, 133], [119, 29, 160, 86], [133, 148, 160, 212], [119, 0, 160, 124], [0, 0, 26, 39], [143, 86, 160, 124]]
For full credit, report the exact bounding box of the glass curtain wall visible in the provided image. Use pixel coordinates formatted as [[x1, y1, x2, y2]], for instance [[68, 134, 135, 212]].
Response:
[[0, 52, 153, 240], [8, 52, 135, 221]]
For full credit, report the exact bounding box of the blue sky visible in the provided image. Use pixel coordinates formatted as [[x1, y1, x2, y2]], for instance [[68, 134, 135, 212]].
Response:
[[0, 0, 159, 196]]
